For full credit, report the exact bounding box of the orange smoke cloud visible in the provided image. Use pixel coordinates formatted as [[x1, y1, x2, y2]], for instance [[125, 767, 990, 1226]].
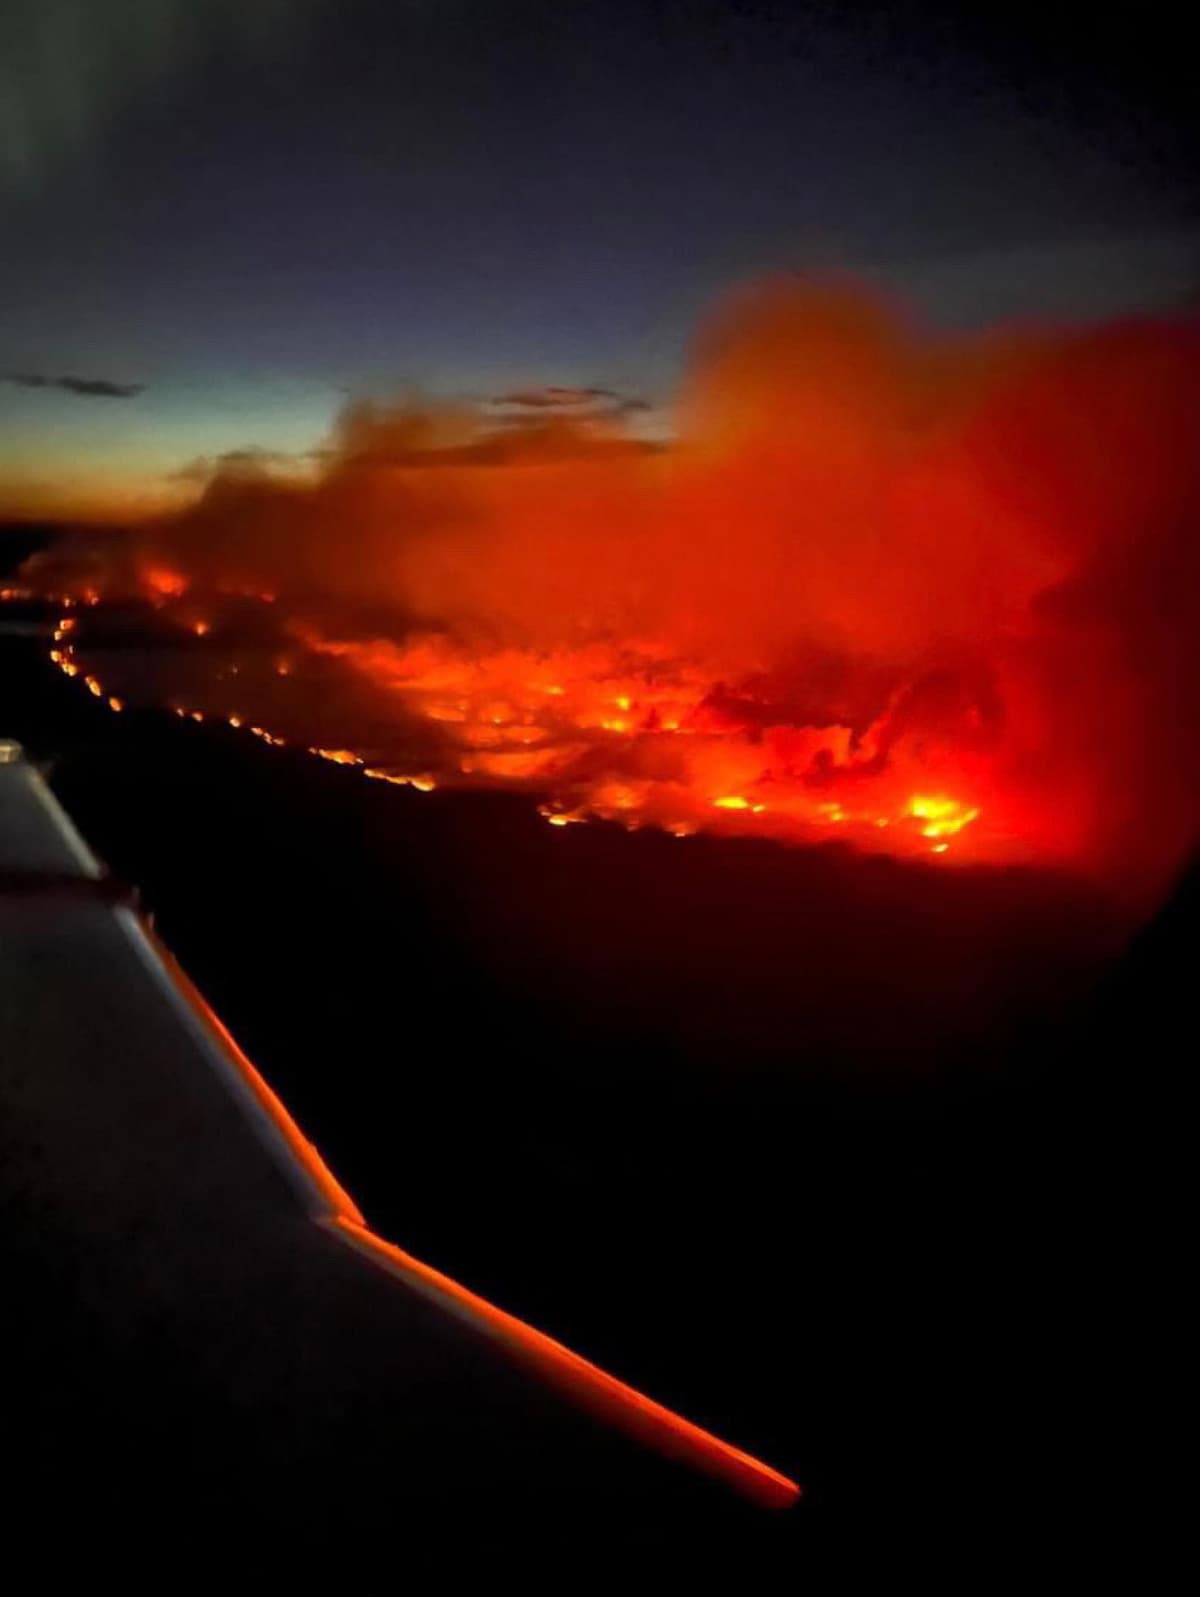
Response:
[[24, 278, 1200, 904]]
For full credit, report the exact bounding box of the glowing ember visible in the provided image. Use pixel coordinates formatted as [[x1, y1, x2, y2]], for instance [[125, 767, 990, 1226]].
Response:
[[311, 747, 363, 766], [908, 795, 981, 840], [143, 565, 188, 601]]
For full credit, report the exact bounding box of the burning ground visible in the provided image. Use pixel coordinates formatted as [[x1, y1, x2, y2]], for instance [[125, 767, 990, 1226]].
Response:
[[17, 279, 1200, 907]]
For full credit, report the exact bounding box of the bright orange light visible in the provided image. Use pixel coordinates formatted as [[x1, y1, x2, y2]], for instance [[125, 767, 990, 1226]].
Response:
[[907, 795, 981, 840], [310, 747, 362, 766], [197, 625, 1002, 864], [143, 565, 188, 601]]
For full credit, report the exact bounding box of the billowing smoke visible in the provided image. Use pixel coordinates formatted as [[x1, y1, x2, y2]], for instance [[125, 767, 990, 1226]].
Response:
[[24, 278, 1200, 903]]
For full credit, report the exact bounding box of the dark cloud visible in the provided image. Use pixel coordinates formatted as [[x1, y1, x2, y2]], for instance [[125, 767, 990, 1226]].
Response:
[[167, 447, 302, 482], [215, 447, 292, 468], [487, 386, 655, 428], [6, 372, 144, 399], [492, 386, 621, 409]]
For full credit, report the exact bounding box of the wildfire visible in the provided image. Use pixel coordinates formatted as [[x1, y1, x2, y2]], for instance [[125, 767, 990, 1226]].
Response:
[[14, 274, 1199, 896], [272, 624, 992, 858], [311, 747, 363, 766], [364, 768, 437, 791], [37, 589, 991, 864]]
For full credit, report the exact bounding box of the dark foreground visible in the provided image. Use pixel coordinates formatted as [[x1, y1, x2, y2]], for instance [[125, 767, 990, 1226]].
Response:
[[3, 741, 794, 1579], [1, 589, 1191, 1579]]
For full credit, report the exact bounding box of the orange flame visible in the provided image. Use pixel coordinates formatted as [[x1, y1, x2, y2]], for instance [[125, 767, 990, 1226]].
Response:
[[143, 564, 188, 601]]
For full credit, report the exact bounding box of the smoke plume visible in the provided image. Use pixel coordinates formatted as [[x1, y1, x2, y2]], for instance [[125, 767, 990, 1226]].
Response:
[[25, 278, 1200, 902]]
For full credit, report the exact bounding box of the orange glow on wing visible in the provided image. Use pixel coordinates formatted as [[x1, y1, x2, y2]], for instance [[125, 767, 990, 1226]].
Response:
[[143, 927, 365, 1225], [330, 1217, 801, 1510], [138, 921, 799, 1512]]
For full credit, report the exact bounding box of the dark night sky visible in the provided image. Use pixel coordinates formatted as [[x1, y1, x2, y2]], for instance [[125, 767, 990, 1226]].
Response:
[[1, 0, 1195, 514]]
